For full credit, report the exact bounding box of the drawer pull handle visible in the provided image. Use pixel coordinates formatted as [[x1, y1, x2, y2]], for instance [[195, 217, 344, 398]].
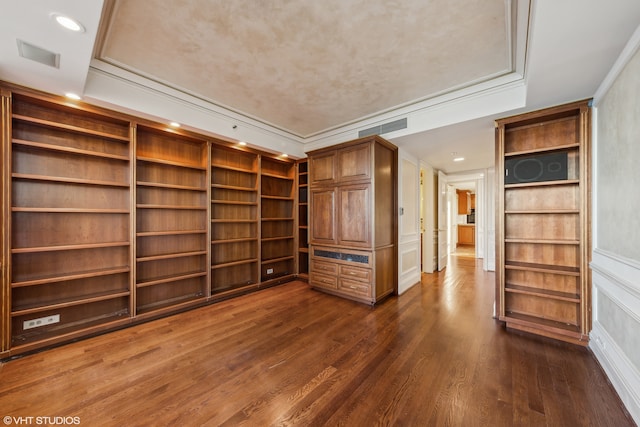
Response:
[[349, 285, 357, 289]]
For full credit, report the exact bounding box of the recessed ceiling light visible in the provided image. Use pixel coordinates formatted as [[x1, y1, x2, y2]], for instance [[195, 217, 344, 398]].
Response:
[[52, 14, 85, 33], [238, 141, 247, 146], [281, 153, 288, 158], [169, 122, 180, 128], [453, 157, 465, 162], [65, 92, 81, 100]]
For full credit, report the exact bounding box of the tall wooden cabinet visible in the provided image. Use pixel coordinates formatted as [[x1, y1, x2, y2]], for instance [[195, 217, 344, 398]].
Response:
[[297, 160, 309, 280], [210, 146, 259, 293], [495, 100, 591, 346], [260, 157, 296, 284], [308, 136, 397, 305], [0, 83, 300, 357], [135, 125, 209, 316], [6, 91, 133, 352]]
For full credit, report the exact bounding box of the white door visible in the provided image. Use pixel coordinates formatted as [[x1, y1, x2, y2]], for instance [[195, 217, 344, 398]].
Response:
[[437, 170, 448, 271], [398, 153, 421, 293], [420, 164, 436, 273]]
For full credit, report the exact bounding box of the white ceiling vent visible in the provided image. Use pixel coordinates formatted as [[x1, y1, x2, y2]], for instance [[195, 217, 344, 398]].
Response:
[[358, 118, 407, 138], [17, 39, 60, 68]]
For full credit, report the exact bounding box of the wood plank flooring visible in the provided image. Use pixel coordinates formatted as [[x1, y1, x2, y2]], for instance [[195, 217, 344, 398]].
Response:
[[0, 256, 634, 426]]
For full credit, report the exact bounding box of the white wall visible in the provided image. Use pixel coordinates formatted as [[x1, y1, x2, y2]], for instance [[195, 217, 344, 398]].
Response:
[[590, 24, 640, 424], [484, 168, 496, 271]]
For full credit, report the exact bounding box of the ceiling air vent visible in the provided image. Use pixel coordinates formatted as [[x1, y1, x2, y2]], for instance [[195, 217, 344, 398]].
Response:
[[358, 118, 407, 138], [17, 39, 60, 68]]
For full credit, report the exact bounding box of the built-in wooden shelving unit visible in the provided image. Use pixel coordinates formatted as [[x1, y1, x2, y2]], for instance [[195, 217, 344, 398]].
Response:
[[135, 125, 209, 316], [210, 145, 259, 294], [0, 83, 301, 358], [297, 159, 309, 280], [260, 157, 295, 284], [8, 92, 133, 352], [495, 100, 591, 346]]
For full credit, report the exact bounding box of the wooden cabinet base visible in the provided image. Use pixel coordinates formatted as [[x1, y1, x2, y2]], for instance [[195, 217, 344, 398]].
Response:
[[502, 315, 589, 346]]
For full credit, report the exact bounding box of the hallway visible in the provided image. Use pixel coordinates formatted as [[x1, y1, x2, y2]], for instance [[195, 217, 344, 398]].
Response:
[[0, 257, 633, 426]]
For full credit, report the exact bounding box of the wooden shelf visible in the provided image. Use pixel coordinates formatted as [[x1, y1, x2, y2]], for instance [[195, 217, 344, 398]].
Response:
[[261, 195, 294, 201], [505, 284, 580, 303], [212, 163, 257, 174], [136, 230, 206, 237], [12, 207, 129, 214], [211, 237, 258, 245], [211, 219, 257, 224], [261, 217, 294, 222], [12, 242, 129, 253], [136, 294, 205, 315], [261, 255, 295, 263], [13, 173, 129, 188], [137, 250, 208, 263], [505, 238, 580, 245], [211, 258, 258, 269], [136, 204, 207, 210], [12, 266, 131, 288], [504, 143, 580, 157], [12, 114, 130, 142], [137, 155, 206, 170], [505, 209, 579, 214], [211, 183, 256, 191], [261, 172, 294, 180], [12, 290, 131, 316], [261, 236, 294, 242], [504, 261, 580, 276], [211, 200, 257, 206], [12, 139, 130, 161], [136, 271, 207, 288], [502, 312, 581, 334], [505, 179, 579, 189], [137, 181, 206, 192]]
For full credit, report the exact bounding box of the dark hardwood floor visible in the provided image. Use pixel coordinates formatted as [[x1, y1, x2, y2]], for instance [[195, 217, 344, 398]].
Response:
[[0, 256, 634, 426]]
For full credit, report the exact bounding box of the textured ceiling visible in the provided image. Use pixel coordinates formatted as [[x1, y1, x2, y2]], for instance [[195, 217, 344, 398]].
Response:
[[96, 0, 511, 137]]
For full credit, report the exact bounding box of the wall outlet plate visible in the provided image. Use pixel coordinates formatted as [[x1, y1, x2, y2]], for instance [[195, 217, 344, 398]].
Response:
[[266, 268, 274, 274], [23, 314, 60, 330]]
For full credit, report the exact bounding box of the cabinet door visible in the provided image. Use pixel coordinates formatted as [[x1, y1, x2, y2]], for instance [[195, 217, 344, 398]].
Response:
[[338, 184, 371, 247], [309, 188, 337, 245], [309, 151, 336, 185], [458, 226, 473, 245], [457, 190, 470, 214], [337, 143, 371, 182]]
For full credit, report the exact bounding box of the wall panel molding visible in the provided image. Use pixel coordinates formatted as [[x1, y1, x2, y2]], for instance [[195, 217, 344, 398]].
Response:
[[590, 248, 640, 424]]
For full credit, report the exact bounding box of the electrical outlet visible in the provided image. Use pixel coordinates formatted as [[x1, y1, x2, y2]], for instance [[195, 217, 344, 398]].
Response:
[[266, 268, 274, 274], [24, 314, 60, 330]]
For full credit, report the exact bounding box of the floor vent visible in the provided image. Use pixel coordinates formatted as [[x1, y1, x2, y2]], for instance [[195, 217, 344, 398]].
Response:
[[358, 118, 407, 138], [17, 39, 60, 68]]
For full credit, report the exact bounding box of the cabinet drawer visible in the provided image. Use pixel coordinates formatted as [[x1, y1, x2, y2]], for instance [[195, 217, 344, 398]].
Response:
[[311, 259, 338, 275], [339, 265, 371, 283], [339, 277, 371, 298], [311, 273, 338, 290]]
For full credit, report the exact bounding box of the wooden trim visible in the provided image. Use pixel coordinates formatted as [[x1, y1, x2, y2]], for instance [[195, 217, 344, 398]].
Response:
[[1, 89, 11, 352]]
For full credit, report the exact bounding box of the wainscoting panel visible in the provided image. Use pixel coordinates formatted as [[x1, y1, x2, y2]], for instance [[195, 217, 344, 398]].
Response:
[[590, 248, 640, 424], [398, 240, 421, 294]]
